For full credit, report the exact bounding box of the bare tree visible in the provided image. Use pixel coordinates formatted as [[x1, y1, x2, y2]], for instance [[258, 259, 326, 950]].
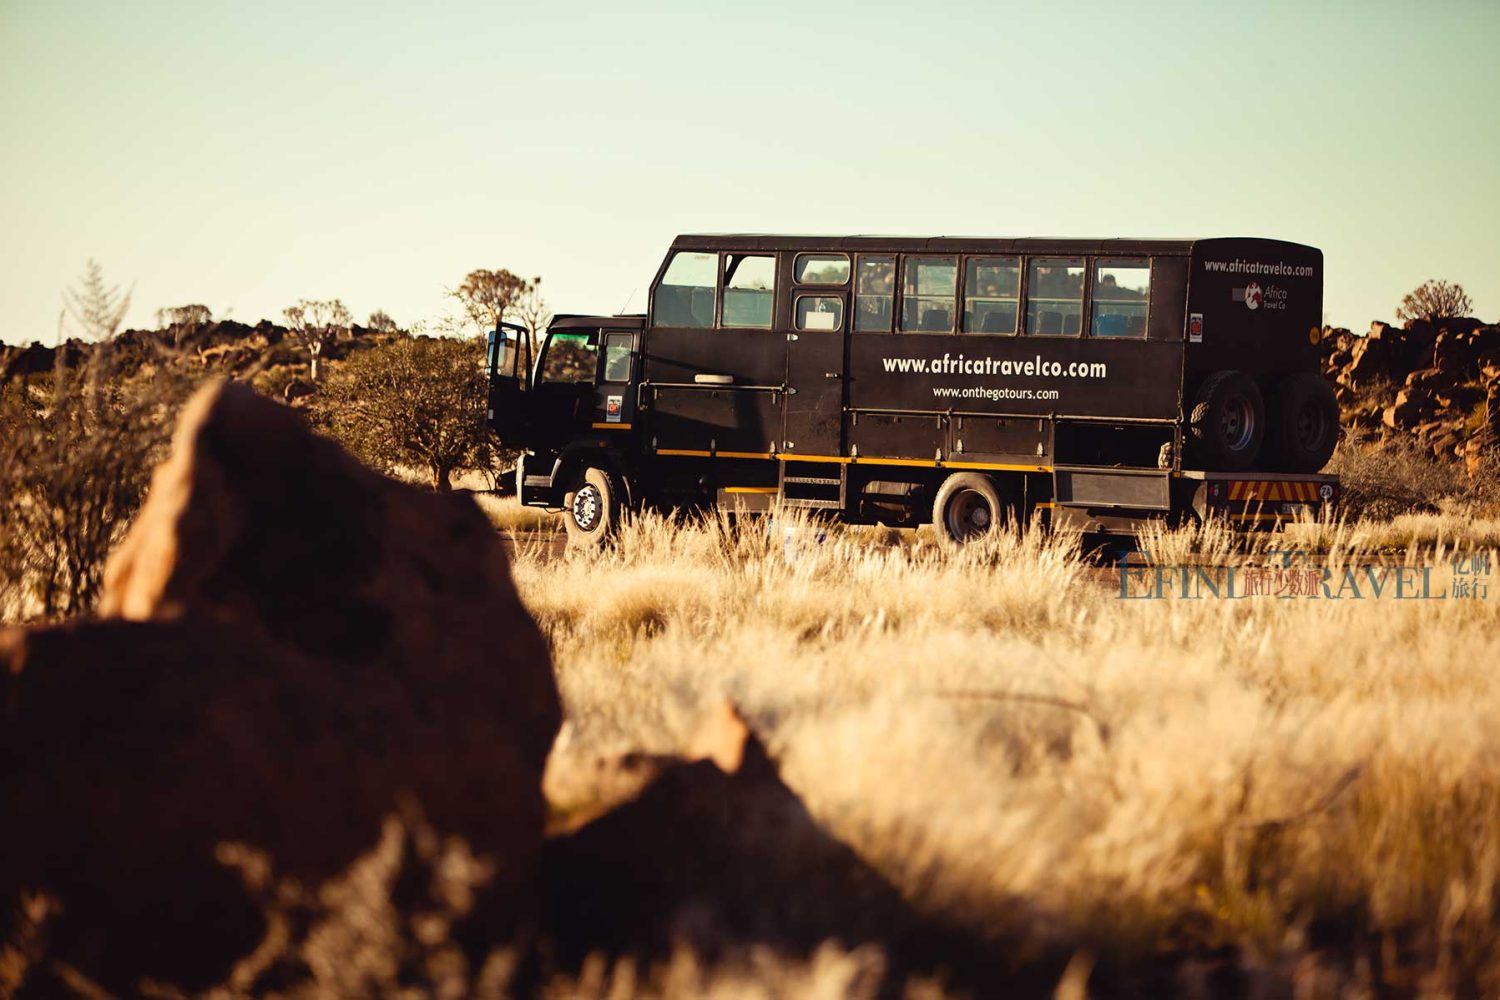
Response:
[[1396, 280, 1473, 326], [63, 259, 133, 342], [316, 335, 490, 492], [282, 299, 352, 381], [367, 309, 399, 334], [0, 350, 192, 619]]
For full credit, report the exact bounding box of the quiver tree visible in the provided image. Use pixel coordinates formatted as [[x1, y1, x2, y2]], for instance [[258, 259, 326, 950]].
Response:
[[282, 299, 352, 380], [451, 269, 541, 352], [155, 304, 214, 347], [1396, 280, 1473, 327], [316, 335, 490, 492], [366, 309, 399, 334]]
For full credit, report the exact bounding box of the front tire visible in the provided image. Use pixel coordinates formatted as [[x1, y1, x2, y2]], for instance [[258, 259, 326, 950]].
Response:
[[932, 473, 1014, 548], [563, 465, 621, 548]]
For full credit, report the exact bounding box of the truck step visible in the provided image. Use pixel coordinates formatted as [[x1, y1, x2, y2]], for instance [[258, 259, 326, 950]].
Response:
[[780, 497, 843, 509], [783, 476, 841, 486]]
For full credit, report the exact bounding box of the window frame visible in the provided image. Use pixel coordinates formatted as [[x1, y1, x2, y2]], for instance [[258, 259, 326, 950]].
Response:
[[600, 331, 635, 383], [1023, 256, 1086, 338], [719, 252, 778, 330], [961, 255, 1022, 335], [651, 250, 720, 330], [853, 253, 897, 334], [1087, 257, 1151, 339], [793, 253, 851, 287], [536, 329, 599, 385], [899, 254, 959, 334], [793, 293, 845, 333]]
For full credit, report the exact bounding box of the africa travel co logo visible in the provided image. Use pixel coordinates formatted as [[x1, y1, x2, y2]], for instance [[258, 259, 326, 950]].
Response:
[[1231, 281, 1288, 311]]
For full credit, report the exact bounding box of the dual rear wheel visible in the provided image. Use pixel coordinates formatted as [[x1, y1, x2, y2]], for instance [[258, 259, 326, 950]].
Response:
[[1188, 370, 1338, 473]]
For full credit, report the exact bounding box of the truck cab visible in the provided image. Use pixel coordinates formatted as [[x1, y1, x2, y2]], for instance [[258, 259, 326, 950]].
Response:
[[487, 314, 644, 516]]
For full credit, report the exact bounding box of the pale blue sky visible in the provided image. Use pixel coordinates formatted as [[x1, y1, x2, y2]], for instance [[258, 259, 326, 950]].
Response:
[[2, 0, 1497, 344]]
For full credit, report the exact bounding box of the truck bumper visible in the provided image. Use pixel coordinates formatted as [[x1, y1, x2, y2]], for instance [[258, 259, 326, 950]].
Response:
[[1181, 471, 1341, 528]]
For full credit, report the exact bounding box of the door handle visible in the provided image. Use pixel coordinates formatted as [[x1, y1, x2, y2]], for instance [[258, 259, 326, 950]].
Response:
[[694, 374, 734, 385]]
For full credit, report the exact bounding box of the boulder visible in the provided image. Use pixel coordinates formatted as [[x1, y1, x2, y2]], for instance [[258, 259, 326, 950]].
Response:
[[1488, 380, 1500, 446], [1383, 389, 1425, 429], [2, 381, 560, 994], [0, 341, 57, 381], [1435, 384, 1483, 413], [1347, 337, 1390, 384], [1404, 367, 1450, 392], [282, 377, 317, 403]]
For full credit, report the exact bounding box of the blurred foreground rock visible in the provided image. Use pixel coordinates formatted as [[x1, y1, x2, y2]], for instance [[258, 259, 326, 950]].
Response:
[[0, 381, 559, 994], [535, 703, 1019, 992]]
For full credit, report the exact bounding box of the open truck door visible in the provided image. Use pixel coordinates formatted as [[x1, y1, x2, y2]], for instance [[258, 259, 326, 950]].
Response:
[[486, 321, 531, 447]]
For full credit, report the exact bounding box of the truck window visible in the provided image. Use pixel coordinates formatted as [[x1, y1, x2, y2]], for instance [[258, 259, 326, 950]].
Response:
[[1025, 257, 1084, 336], [722, 254, 776, 328], [794, 254, 850, 285], [1091, 259, 1149, 337], [602, 332, 633, 382], [795, 295, 844, 331], [653, 251, 717, 329], [901, 256, 957, 333], [963, 257, 1020, 334], [538, 332, 597, 383], [855, 255, 895, 332]]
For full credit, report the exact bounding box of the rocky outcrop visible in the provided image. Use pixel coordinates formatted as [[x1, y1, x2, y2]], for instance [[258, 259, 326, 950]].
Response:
[[0, 381, 559, 994], [1322, 318, 1500, 462]]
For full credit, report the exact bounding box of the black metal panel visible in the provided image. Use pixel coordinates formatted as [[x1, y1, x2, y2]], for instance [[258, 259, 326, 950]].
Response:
[[950, 415, 1048, 462], [649, 386, 779, 454], [1055, 468, 1171, 509], [1185, 238, 1323, 390], [1148, 257, 1188, 342], [644, 326, 785, 452], [848, 411, 946, 462], [847, 334, 1182, 421]]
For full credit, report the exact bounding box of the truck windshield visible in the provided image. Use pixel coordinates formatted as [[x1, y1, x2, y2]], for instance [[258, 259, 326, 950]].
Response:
[[536, 331, 597, 385]]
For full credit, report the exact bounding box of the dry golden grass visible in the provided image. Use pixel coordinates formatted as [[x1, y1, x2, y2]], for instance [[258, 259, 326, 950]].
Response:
[[519, 510, 1500, 994]]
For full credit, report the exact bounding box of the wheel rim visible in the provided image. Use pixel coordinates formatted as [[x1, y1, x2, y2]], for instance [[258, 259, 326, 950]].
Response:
[[1295, 401, 1327, 448], [1221, 396, 1256, 452], [945, 489, 993, 541], [572, 483, 603, 531]]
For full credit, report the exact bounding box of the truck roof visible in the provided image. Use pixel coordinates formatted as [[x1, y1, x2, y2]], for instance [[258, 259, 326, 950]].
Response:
[[670, 234, 1316, 256], [548, 313, 646, 331]]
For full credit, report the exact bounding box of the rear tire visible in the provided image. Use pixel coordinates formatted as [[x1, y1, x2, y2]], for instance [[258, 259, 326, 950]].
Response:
[[563, 465, 621, 549], [932, 473, 1015, 548], [1268, 372, 1339, 472], [1187, 371, 1265, 472]]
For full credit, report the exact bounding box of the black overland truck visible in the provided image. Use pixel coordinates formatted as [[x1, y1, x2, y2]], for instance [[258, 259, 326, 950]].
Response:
[[488, 235, 1341, 546]]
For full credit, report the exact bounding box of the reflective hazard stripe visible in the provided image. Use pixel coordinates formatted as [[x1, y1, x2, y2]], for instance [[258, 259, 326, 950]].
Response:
[[1227, 480, 1320, 502]]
